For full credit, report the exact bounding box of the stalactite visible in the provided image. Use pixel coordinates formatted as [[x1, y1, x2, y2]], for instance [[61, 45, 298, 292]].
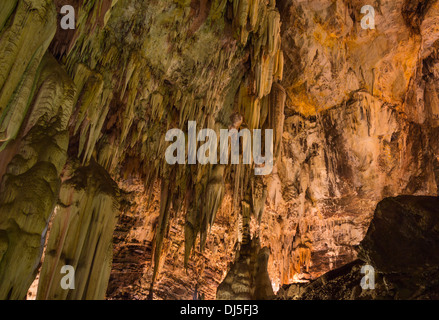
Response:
[[96, 0, 286, 291], [69, 64, 111, 163], [0, 0, 57, 150], [269, 82, 286, 161], [290, 223, 313, 276], [267, 9, 280, 57], [184, 207, 201, 268], [0, 0, 18, 31], [249, 0, 260, 31], [149, 177, 174, 298], [200, 165, 225, 251], [238, 83, 261, 130], [275, 50, 284, 81], [237, 0, 250, 28], [0, 51, 75, 299], [241, 192, 252, 246], [0, 0, 437, 302], [251, 175, 267, 225], [0, 0, 286, 298], [37, 160, 120, 300]]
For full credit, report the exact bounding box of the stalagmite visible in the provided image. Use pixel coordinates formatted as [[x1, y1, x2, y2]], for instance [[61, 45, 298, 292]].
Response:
[[2, 0, 434, 302], [216, 238, 274, 300], [200, 165, 225, 251]]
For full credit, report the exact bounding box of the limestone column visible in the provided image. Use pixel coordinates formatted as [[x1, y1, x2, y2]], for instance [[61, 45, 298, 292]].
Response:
[[0, 52, 75, 299], [37, 161, 120, 300]]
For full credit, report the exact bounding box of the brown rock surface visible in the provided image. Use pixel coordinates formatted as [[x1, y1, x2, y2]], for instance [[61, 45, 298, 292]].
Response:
[[0, 0, 438, 300], [279, 196, 439, 300], [217, 238, 275, 300]]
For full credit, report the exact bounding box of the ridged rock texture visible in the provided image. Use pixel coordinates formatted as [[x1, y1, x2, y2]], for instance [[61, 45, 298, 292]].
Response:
[[36, 160, 119, 300], [216, 237, 275, 300], [0, 0, 438, 300]]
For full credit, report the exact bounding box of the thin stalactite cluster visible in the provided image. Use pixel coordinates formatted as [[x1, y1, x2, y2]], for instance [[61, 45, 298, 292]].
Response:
[[0, 0, 439, 300]]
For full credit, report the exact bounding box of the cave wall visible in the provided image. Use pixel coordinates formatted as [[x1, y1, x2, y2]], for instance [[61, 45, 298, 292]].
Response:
[[0, 0, 74, 298], [261, 0, 439, 287], [0, 0, 438, 300]]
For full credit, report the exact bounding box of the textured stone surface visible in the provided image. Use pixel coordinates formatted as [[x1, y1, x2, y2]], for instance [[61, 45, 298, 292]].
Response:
[[217, 238, 275, 300], [37, 160, 119, 300], [0, 52, 74, 299], [358, 196, 439, 273], [261, 0, 439, 289], [0, 0, 438, 300], [279, 196, 439, 300], [107, 178, 238, 300]]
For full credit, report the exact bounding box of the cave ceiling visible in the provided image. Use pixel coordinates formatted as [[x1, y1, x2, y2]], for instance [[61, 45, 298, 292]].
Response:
[[0, 0, 438, 301]]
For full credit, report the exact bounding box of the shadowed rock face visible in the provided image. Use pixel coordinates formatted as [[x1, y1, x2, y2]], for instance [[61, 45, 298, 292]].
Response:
[[358, 196, 439, 274], [0, 0, 439, 300], [278, 196, 439, 300]]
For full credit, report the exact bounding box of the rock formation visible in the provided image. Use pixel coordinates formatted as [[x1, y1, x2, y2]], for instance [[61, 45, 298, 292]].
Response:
[[0, 0, 438, 300], [278, 196, 439, 300], [37, 160, 119, 300], [217, 238, 275, 300]]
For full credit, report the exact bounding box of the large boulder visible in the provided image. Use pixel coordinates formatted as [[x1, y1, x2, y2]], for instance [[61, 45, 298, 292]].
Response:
[[358, 196, 439, 273], [279, 196, 439, 300]]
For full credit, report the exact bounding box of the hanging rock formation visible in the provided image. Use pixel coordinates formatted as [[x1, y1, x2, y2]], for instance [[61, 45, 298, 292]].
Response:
[[0, 51, 74, 299], [0, 0, 438, 300], [37, 160, 119, 300]]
